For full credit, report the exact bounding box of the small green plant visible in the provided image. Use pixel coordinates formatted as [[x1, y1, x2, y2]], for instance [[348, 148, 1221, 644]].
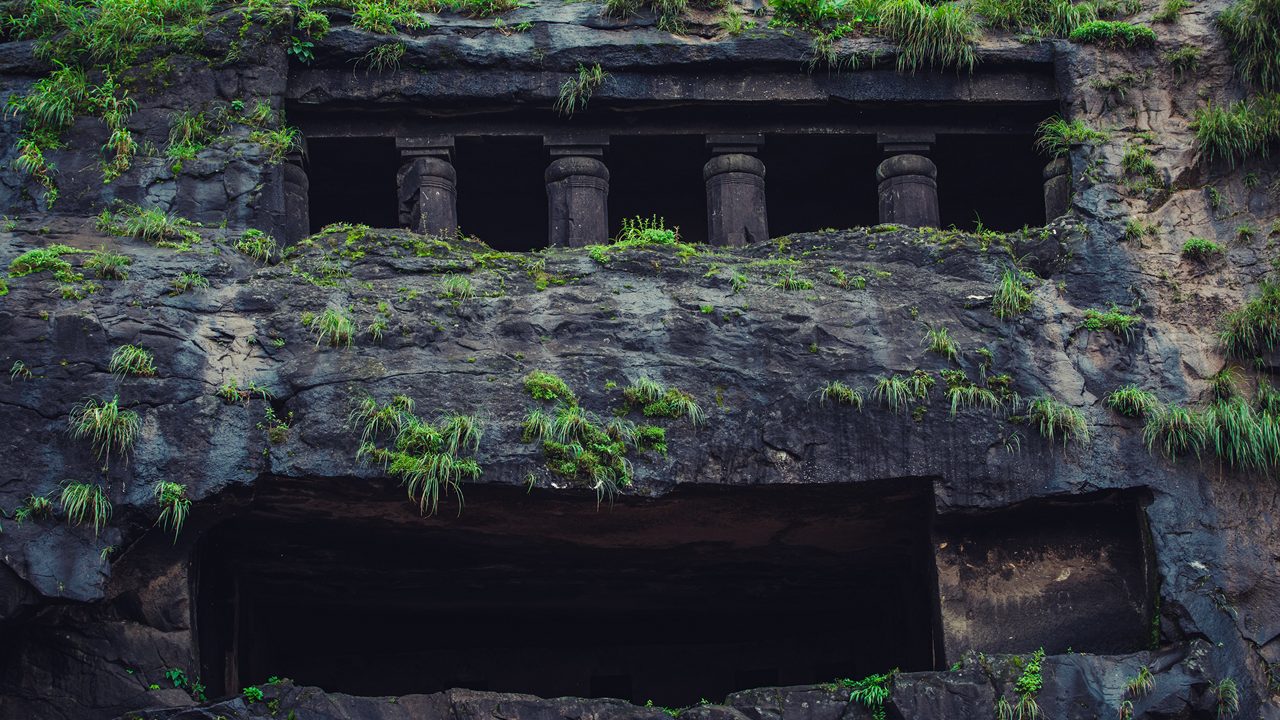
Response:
[[525, 371, 577, 404], [10, 361, 34, 381], [943, 374, 1003, 417], [258, 406, 293, 444], [154, 481, 190, 541], [774, 268, 814, 291], [243, 686, 264, 703], [1121, 144, 1161, 186], [1182, 237, 1225, 260], [877, 0, 978, 73], [84, 248, 131, 279], [555, 63, 608, 116], [234, 229, 278, 263], [1068, 20, 1156, 46], [358, 41, 406, 72], [1212, 678, 1239, 719], [1165, 46, 1201, 82], [217, 378, 272, 405], [588, 216, 699, 263], [60, 481, 111, 535], [109, 344, 156, 378], [1143, 403, 1206, 459], [307, 307, 355, 348], [818, 380, 864, 408], [1217, 0, 1280, 90], [1220, 281, 1280, 356], [1152, 0, 1187, 21], [1208, 366, 1242, 399], [1192, 94, 1280, 168], [170, 271, 209, 294], [924, 324, 961, 361], [1106, 385, 1158, 417], [1124, 665, 1154, 698], [844, 670, 897, 720], [352, 395, 483, 515], [1082, 306, 1141, 341], [98, 204, 200, 248], [68, 395, 141, 468], [873, 371, 933, 412], [287, 35, 315, 63], [14, 493, 54, 523], [992, 267, 1034, 319], [622, 377, 706, 425], [1035, 117, 1108, 158], [440, 273, 475, 300], [8, 244, 82, 279], [1026, 397, 1089, 446]]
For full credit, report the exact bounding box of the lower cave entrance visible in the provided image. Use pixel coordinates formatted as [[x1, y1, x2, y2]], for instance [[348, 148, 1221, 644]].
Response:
[[306, 137, 401, 232], [195, 481, 940, 705]]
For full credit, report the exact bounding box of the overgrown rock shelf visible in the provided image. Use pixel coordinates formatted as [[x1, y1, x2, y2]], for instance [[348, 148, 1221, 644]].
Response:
[[1, 0, 1279, 717]]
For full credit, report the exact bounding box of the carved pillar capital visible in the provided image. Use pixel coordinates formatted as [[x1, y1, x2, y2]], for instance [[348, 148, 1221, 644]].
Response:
[[396, 136, 457, 237], [876, 133, 939, 229], [545, 138, 610, 248], [704, 135, 768, 247]]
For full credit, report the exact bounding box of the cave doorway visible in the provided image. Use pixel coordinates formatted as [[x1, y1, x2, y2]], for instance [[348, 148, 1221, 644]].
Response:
[[306, 137, 401, 232], [607, 135, 708, 245], [933, 133, 1047, 231], [454, 136, 548, 251], [761, 134, 881, 235], [195, 481, 941, 705]]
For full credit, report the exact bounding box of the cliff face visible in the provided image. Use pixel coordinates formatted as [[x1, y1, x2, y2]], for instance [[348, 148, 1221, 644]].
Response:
[[1, 0, 1279, 717]]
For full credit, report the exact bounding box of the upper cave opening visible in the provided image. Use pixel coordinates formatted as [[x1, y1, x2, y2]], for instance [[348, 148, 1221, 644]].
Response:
[[194, 481, 941, 706], [305, 136, 400, 232]]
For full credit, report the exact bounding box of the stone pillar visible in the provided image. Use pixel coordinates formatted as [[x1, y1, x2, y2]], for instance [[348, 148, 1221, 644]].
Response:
[[1042, 157, 1070, 221], [876, 133, 939, 229], [545, 138, 609, 248], [704, 134, 768, 247], [282, 147, 309, 245], [396, 136, 457, 237]]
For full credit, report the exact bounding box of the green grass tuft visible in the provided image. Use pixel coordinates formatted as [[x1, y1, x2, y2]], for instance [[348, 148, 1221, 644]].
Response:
[[1082, 306, 1141, 341], [588, 216, 701, 264], [84, 247, 131, 279], [555, 63, 608, 117], [1143, 403, 1206, 460], [1191, 94, 1280, 167], [68, 394, 141, 469], [873, 371, 934, 412], [1026, 396, 1089, 446], [1182, 237, 1225, 260], [153, 481, 190, 541], [60, 481, 111, 535], [525, 371, 577, 405], [1217, 0, 1280, 90], [109, 344, 156, 377], [622, 377, 706, 425], [992, 267, 1035, 319], [97, 203, 200, 249], [1106, 385, 1158, 417], [1068, 20, 1156, 46], [1035, 116, 1109, 158], [877, 0, 978, 73], [923, 324, 961, 361], [170, 271, 209, 294], [818, 380, 864, 408], [440, 273, 475, 300], [1220, 281, 1280, 356], [306, 307, 355, 348], [234, 229, 277, 263]]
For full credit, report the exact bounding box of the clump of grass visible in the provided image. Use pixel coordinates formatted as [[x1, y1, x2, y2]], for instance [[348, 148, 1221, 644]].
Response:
[[1165, 46, 1201, 82], [923, 324, 961, 361], [352, 395, 483, 515], [217, 378, 271, 405], [605, 0, 688, 32], [1217, 0, 1280, 91], [1208, 366, 1242, 399], [1082, 305, 1141, 341], [60, 481, 111, 535], [234, 229, 277, 263], [1068, 20, 1156, 46], [14, 493, 54, 523], [1036, 116, 1109, 158], [992, 267, 1035, 319], [1182, 237, 1225, 260], [588, 216, 701, 263], [1106, 385, 1158, 417], [1212, 678, 1239, 719], [525, 371, 577, 404], [1124, 666, 1155, 698], [877, 0, 978, 73], [109, 344, 156, 378], [170, 271, 209, 294], [1191, 94, 1280, 168], [622, 377, 706, 425], [154, 481, 190, 541], [1220, 281, 1280, 356], [1143, 403, 1206, 459], [1201, 396, 1280, 469], [84, 248, 131, 279], [440, 273, 475, 300], [8, 244, 82, 280], [1152, 0, 1187, 21], [68, 395, 141, 469], [873, 370, 934, 412], [306, 307, 355, 348], [818, 380, 864, 408], [97, 204, 200, 249], [1026, 396, 1089, 446], [970, 0, 1098, 37], [555, 63, 608, 117], [774, 268, 814, 291], [944, 379, 1003, 417], [10, 360, 34, 380]]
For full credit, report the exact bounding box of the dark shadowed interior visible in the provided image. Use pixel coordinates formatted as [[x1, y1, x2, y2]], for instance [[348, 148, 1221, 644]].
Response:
[[195, 482, 940, 706], [761, 135, 881, 235], [933, 133, 1047, 231], [608, 135, 708, 245], [306, 137, 400, 231], [455, 136, 548, 251]]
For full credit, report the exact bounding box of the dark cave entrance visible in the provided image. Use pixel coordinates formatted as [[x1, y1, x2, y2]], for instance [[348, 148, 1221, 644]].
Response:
[[454, 136, 548, 251], [933, 133, 1047, 231], [761, 135, 881, 235], [306, 137, 401, 232], [195, 481, 941, 705], [608, 135, 709, 245]]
